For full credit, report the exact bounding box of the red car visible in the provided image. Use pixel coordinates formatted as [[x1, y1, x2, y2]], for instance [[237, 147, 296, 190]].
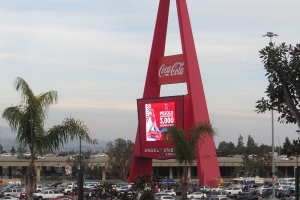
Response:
[[53, 195, 74, 200]]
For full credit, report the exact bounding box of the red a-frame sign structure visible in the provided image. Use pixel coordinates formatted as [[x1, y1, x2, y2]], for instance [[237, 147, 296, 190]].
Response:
[[128, 0, 220, 186]]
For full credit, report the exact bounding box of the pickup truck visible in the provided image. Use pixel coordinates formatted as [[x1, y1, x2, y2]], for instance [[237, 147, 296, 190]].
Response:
[[33, 190, 63, 200]]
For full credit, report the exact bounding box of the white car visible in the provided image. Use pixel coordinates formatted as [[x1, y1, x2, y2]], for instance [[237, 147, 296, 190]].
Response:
[[1, 153, 12, 156], [155, 194, 174, 200], [224, 187, 242, 195], [93, 153, 107, 157], [23, 152, 31, 158], [1, 196, 20, 200], [187, 192, 207, 199], [37, 155, 46, 159], [163, 189, 176, 196], [159, 196, 177, 200]]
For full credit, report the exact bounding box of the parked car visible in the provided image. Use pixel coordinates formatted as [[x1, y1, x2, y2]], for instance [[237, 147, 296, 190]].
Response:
[[92, 153, 107, 157], [237, 192, 259, 200], [23, 152, 31, 158], [62, 187, 73, 195], [37, 155, 46, 159], [17, 153, 25, 159], [158, 196, 177, 200], [33, 190, 64, 200], [2, 188, 21, 196], [224, 187, 242, 195], [187, 186, 203, 194], [154, 194, 174, 200], [210, 191, 229, 198], [1, 153, 12, 156], [48, 182, 62, 188], [208, 197, 231, 200], [57, 151, 68, 156], [163, 189, 176, 196], [187, 192, 207, 199], [0, 196, 20, 200], [52, 196, 74, 200]]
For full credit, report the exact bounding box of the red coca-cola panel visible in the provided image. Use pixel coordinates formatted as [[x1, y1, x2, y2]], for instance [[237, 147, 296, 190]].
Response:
[[137, 95, 185, 159], [158, 54, 186, 85]]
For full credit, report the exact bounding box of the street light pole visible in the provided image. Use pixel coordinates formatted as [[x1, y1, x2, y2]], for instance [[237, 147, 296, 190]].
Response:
[[78, 136, 83, 200], [0, 130, 2, 154], [263, 32, 278, 43], [263, 32, 278, 200], [296, 130, 300, 200]]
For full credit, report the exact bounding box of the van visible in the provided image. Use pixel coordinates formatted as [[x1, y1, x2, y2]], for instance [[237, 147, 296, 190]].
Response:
[[280, 178, 295, 185], [3, 189, 21, 196]]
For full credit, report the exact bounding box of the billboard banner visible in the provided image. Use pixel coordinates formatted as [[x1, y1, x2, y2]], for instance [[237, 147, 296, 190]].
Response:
[[137, 96, 185, 159], [145, 101, 175, 142], [158, 54, 186, 85]]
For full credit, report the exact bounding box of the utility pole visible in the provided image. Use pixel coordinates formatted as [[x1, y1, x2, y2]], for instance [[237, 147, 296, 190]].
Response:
[[0, 130, 2, 154], [263, 31, 278, 200]]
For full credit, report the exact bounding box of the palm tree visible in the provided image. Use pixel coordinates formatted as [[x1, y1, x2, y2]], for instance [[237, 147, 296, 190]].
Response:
[[163, 122, 215, 200], [2, 77, 91, 200]]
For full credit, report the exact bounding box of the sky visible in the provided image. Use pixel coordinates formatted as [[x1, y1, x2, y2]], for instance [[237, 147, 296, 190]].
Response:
[[0, 0, 300, 149]]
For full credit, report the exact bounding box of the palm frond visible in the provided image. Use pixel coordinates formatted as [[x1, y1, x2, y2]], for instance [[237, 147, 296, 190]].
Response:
[[163, 122, 214, 165], [14, 77, 36, 106], [44, 117, 91, 151], [2, 106, 23, 131], [188, 122, 214, 148]]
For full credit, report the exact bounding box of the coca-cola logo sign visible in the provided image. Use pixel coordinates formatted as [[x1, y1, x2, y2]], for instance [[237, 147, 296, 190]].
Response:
[[158, 62, 185, 77], [158, 54, 186, 85]]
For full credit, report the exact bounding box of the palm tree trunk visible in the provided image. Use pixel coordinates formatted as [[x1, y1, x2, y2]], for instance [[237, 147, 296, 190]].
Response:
[[26, 149, 36, 200], [181, 161, 188, 200]]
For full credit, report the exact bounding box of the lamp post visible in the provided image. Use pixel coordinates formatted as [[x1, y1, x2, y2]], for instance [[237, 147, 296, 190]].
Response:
[[77, 136, 83, 200], [0, 130, 2, 154], [296, 130, 300, 200], [263, 31, 278, 200], [263, 32, 278, 43]]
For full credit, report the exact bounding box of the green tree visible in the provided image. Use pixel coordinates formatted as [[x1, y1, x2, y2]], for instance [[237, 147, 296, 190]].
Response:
[[256, 144, 271, 158], [237, 134, 244, 147], [282, 137, 293, 157], [246, 135, 256, 147], [106, 138, 134, 181], [2, 77, 91, 200], [163, 122, 214, 200], [218, 141, 235, 149], [234, 155, 259, 178], [10, 146, 16, 154], [255, 43, 300, 128], [217, 141, 236, 157], [66, 154, 92, 179], [85, 165, 102, 180], [132, 174, 160, 200]]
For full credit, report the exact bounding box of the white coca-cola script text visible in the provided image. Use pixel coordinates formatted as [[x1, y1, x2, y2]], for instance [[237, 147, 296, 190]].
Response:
[[158, 62, 184, 77]]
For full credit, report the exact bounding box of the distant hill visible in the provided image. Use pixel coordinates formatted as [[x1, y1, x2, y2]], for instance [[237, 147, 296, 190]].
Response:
[[0, 125, 108, 153]]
